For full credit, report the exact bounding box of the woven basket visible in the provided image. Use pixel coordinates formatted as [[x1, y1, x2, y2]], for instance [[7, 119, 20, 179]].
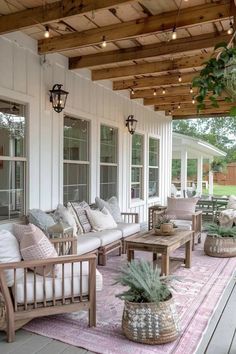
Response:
[[122, 295, 180, 344], [204, 234, 236, 258]]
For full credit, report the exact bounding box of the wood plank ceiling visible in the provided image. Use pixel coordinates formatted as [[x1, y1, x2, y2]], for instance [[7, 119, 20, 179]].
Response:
[[0, 0, 234, 120]]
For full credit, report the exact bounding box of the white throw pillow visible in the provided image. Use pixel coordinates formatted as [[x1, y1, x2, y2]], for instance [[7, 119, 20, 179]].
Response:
[[54, 204, 77, 236], [95, 196, 123, 223], [0, 230, 23, 286], [227, 195, 236, 210], [86, 207, 117, 231]]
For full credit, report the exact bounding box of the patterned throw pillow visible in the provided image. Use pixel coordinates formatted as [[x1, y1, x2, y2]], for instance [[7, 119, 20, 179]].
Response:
[[15, 224, 58, 276], [70, 201, 92, 233], [28, 209, 55, 236], [95, 196, 123, 223]]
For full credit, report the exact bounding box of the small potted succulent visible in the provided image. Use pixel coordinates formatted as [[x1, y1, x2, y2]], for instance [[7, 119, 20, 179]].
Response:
[[154, 214, 176, 235], [204, 224, 236, 257], [115, 260, 180, 344]]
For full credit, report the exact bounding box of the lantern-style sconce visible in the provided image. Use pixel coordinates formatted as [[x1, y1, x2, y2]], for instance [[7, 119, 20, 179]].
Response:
[[126, 115, 137, 135], [49, 84, 69, 113]]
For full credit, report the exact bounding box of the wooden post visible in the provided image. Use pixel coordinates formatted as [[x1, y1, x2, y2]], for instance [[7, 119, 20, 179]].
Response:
[[197, 155, 203, 195], [181, 148, 188, 196], [89, 257, 96, 327]]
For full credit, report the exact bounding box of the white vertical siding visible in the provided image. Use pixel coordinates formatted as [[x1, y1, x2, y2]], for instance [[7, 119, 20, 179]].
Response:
[[0, 32, 172, 224]]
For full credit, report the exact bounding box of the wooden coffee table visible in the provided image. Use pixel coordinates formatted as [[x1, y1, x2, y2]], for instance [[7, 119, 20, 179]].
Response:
[[125, 229, 193, 275]]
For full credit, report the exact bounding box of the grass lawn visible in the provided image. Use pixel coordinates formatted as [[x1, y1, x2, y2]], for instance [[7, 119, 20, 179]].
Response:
[[203, 184, 236, 196]]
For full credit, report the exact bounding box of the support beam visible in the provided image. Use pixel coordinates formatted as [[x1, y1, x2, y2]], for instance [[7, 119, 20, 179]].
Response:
[[197, 156, 203, 195], [209, 158, 214, 195], [131, 85, 197, 99], [143, 95, 228, 106], [181, 149, 188, 195], [113, 72, 198, 90], [172, 113, 227, 120], [0, 1, 133, 35], [69, 32, 228, 69], [92, 53, 210, 81], [155, 102, 235, 114], [39, 1, 230, 54]]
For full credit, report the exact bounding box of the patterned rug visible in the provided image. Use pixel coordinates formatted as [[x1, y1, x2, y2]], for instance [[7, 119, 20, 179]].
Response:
[[24, 240, 236, 354]]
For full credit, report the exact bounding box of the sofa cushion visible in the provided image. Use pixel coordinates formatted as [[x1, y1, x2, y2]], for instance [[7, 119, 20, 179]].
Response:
[[16, 224, 58, 276], [77, 235, 101, 256], [227, 195, 236, 210], [28, 209, 55, 236], [116, 222, 140, 238], [12, 262, 103, 304], [0, 230, 23, 287], [54, 204, 77, 236], [85, 229, 122, 247], [95, 196, 123, 223], [166, 197, 198, 220], [86, 207, 117, 231], [172, 220, 192, 231], [70, 201, 92, 233]]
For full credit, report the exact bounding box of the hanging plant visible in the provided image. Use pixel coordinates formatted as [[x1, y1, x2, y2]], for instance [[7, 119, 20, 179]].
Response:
[[192, 42, 236, 116]]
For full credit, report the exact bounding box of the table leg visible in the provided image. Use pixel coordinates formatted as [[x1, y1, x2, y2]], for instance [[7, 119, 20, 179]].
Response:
[[127, 249, 134, 262], [161, 254, 169, 276], [153, 253, 158, 262], [185, 239, 192, 268]]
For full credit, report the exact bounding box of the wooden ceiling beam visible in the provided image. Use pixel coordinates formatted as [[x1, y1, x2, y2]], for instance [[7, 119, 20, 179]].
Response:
[[155, 102, 234, 112], [113, 72, 197, 90], [130, 85, 197, 99], [172, 113, 227, 120], [69, 32, 228, 70], [0, 0, 133, 34], [39, 0, 230, 54], [92, 52, 211, 81], [144, 95, 227, 106]]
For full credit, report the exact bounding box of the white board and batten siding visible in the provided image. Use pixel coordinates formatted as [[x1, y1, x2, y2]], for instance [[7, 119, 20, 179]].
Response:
[[0, 32, 172, 225]]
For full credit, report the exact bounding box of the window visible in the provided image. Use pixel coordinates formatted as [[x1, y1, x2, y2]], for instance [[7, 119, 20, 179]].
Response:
[[149, 137, 159, 198], [0, 100, 26, 221], [100, 125, 118, 199], [63, 116, 90, 203], [131, 134, 144, 199]]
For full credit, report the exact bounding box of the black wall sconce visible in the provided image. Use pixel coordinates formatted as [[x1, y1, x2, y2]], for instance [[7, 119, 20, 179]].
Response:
[[49, 84, 69, 113], [126, 115, 137, 135]]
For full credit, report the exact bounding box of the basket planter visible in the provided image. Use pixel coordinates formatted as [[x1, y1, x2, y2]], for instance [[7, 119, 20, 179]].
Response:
[[204, 234, 236, 258], [122, 295, 180, 344]]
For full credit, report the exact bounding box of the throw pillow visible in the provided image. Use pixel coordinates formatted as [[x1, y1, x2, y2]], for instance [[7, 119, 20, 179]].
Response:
[[67, 203, 83, 234], [166, 197, 199, 220], [54, 204, 77, 236], [95, 196, 123, 223], [86, 207, 117, 231], [70, 201, 92, 233], [16, 224, 58, 276], [0, 230, 23, 287], [227, 195, 236, 210], [28, 209, 55, 236]]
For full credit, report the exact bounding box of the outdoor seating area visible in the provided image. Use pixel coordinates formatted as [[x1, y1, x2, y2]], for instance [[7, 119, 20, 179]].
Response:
[[0, 0, 236, 353]]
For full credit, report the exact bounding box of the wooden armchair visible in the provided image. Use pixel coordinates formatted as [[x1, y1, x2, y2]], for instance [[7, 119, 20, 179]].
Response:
[[0, 254, 97, 342]]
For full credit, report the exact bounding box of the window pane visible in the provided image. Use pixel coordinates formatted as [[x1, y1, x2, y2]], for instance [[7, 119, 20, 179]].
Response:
[[100, 165, 117, 199], [149, 167, 159, 197], [149, 138, 159, 166], [0, 160, 25, 221], [63, 163, 89, 203], [0, 100, 25, 157], [132, 134, 143, 165], [100, 125, 117, 163], [131, 167, 142, 199], [64, 116, 89, 161]]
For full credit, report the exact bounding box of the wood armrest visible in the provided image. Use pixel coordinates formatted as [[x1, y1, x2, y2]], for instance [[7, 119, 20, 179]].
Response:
[[121, 212, 139, 223], [193, 210, 202, 217]]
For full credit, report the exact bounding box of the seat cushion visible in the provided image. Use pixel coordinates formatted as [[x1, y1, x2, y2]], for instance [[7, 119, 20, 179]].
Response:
[[77, 235, 100, 255], [85, 229, 122, 246], [13, 262, 103, 304], [116, 222, 140, 238], [173, 220, 192, 231]]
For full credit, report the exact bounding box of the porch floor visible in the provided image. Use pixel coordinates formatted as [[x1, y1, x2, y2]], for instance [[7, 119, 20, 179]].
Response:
[[0, 275, 235, 354]]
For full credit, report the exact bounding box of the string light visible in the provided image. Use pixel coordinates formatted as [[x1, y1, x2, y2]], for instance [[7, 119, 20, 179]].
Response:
[[153, 89, 157, 96], [178, 75, 182, 82], [172, 25, 177, 40], [131, 88, 134, 95], [102, 35, 107, 48], [168, 110, 172, 115], [190, 86, 193, 94], [44, 25, 50, 38], [162, 88, 166, 94], [178, 103, 181, 109], [227, 21, 234, 35], [192, 97, 195, 104]]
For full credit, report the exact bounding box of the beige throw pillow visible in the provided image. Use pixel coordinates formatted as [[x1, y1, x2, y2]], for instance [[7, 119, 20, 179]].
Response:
[[86, 207, 117, 231], [16, 224, 58, 276], [166, 197, 198, 220]]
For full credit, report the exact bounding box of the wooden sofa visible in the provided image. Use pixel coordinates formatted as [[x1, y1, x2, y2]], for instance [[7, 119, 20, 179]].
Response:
[[0, 254, 98, 342]]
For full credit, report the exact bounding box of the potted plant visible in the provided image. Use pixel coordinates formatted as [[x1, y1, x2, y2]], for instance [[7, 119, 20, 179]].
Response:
[[204, 224, 236, 257], [154, 214, 176, 234], [115, 260, 180, 344], [210, 159, 226, 173], [192, 42, 236, 115]]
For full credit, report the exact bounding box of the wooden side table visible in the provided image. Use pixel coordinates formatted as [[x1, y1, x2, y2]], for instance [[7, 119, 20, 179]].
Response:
[[47, 221, 77, 255]]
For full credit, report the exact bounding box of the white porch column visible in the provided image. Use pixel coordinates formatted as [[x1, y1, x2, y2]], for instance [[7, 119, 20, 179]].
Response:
[[181, 148, 188, 195], [197, 155, 203, 195], [209, 158, 214, 195]]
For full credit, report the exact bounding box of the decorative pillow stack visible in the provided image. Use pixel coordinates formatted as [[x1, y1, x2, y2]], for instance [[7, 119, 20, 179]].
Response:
[[13, 223, 59, 276], [86, 207, 117, 231], [95, 196, 123, 223]]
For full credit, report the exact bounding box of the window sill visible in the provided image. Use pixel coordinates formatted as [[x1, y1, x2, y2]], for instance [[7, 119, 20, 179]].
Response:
[[148, 197, 161, 204]]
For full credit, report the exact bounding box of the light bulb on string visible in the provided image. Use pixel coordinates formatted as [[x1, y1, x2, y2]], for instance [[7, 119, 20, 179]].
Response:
[[44, 25, 50, 38], [178, 75, 182, 82], [102, 35, 107, 48], [192, 97, 195, 104], [153, 89, 157, 96], [190, 86, 193, 94], [131, 88, 135, 95], [162, 88, 166, 94], [227, 22, 234, 35], [172, 25, 177, 40], [178, 103, 181, 109]]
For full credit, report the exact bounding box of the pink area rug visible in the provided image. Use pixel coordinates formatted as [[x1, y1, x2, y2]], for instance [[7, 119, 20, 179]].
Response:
[[24, 241, 236, 354]]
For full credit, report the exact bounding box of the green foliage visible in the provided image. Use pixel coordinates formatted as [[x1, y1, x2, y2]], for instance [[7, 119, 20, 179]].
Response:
[[192, 43, 236, 114], [206, 224, 236, 238], [210, 158, 227, 172], [114, 260, 172, 303]]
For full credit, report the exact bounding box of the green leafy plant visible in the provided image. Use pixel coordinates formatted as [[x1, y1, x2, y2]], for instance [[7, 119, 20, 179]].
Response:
[[114, 260, 173, 303], [210, 158, 227, 173], [192, 42, 236, 115], [206, 223, 236, 238], [154, 214, 176, 229]]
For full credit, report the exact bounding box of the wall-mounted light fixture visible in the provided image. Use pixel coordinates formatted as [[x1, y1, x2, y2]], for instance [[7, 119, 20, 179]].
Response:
[[49, 84, 69, 113], [126, 115, 137, 135]]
